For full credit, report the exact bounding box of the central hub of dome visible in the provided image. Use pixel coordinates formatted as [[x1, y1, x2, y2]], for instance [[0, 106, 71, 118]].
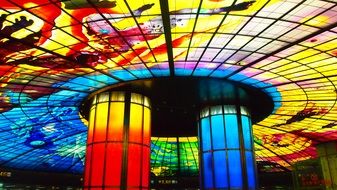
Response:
[[81, 77, 274, 136]]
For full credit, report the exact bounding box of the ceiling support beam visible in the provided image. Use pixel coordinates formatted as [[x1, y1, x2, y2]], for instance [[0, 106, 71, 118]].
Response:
[[159, 0, 175, 76]]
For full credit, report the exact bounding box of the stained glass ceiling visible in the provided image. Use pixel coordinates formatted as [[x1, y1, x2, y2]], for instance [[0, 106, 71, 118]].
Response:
[[0, 0, 337, 174]]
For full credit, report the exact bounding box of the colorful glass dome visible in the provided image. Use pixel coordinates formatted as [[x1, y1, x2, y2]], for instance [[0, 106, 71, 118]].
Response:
[[0, 0, 337, 174]]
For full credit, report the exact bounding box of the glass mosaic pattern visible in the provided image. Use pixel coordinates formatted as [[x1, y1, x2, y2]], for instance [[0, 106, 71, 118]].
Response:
[[0, 0, 337, 173]]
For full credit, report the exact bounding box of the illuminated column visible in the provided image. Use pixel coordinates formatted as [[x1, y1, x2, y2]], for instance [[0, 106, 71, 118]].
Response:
[[198, 105, 256, 190], [84, 91, 151, 190]]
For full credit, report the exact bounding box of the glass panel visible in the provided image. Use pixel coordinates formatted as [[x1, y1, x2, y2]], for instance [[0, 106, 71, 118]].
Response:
[[246, 151, 256, 189], [201, 118, 211, 151], [88, 107, 96, 144], [129, 104, 144, 143], [142, 146, 150, 187], [84, 145, 92, 186], [108, 102, 125, 142], [131, 93, 143, 104], [94, 102, 109, 142], [211, 115, 225, 150], [105, 143, 122, 187], [210, 105, 223, 115], [127, 144, 142, 187], [202, 152, 213, 189], [143, 107, 151, 146], [91, 143, 105, 186], [225, 115, 239, 149], [228, 150, 242, 189], [111, 92, 125, 101], [214, 151, 228, 188], [242, 115, 252, 150], [98, 92, 109, 102]]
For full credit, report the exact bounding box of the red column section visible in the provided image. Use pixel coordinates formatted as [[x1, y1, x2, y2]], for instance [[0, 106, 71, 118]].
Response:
[[127, 144, 142, 187], [105, 143, 122, 187], [90, 143, 105, 186]]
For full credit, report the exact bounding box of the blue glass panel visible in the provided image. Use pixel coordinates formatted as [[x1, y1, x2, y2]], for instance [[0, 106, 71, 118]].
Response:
[[228, 73, 248, 81], [225, 115, 239, 149], [242, 116, 252, 150], [228, 150, 242, 188], [129, 68, 152, 78], [67, 76, 106, 88], [210, 69, 232, 78], [88, 73, 118, 85], [193, 68, 213, 76], [149, 68, 170, 77], [175, 68, 193, 76], [253, 82, 271, 88], [202, 152, 214, 189], [214, 151, 228, 188], [211, 115, 225, 150], [201, 118, 211, 151], [108, 69, 136, 80], [241, 77, 260, 85], [246, 151, 256, 189]]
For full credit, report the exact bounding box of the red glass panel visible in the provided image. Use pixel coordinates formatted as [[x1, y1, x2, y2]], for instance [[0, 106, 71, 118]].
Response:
[[84, 145, 92, 187], [142, 146, 150, 187], [127, 144, 141, 187], [91, 143, 105, 186], [105, 143, 122, 187], [143, 108, 151, 146]]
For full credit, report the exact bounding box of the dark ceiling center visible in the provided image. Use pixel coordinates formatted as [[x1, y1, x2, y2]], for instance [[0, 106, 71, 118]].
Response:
[[81, 77, 274, 136]]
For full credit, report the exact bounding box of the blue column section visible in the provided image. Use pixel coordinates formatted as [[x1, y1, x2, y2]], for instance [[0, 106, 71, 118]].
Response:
[[199, 105, 256, 190]]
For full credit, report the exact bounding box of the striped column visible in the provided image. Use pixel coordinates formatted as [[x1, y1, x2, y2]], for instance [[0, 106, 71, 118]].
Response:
[[84, 91, 151, 190], [198, 105, 257, 190]]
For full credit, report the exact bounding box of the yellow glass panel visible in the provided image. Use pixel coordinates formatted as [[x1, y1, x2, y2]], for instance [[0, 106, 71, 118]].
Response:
[[129, 104, 143, 143], [179, 137, 189, 142], [94, 102, 109, 142], [108, 102, 125, 142], [111, 92, 125, 101], [315, 39, 337, 51], [287, 49, 320, 61], [131, 93, 143, 104], [167, 137, 177, 142], [299, 53, 329, 64], [88, 106, 96, 144], [98, 92, 109, 103]]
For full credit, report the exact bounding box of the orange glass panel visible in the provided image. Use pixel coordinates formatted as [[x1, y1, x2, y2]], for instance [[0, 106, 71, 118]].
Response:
[[108, 102, 125, 142], [129, 104, 143, 143], [143, 107, 151, 146], [94, 103, 109, 142]]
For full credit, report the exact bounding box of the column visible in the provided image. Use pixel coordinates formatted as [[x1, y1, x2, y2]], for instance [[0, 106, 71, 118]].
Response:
[[198, 105, 257, 190], [84, 91, 151, 190], [317, 142, 337, 189]]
